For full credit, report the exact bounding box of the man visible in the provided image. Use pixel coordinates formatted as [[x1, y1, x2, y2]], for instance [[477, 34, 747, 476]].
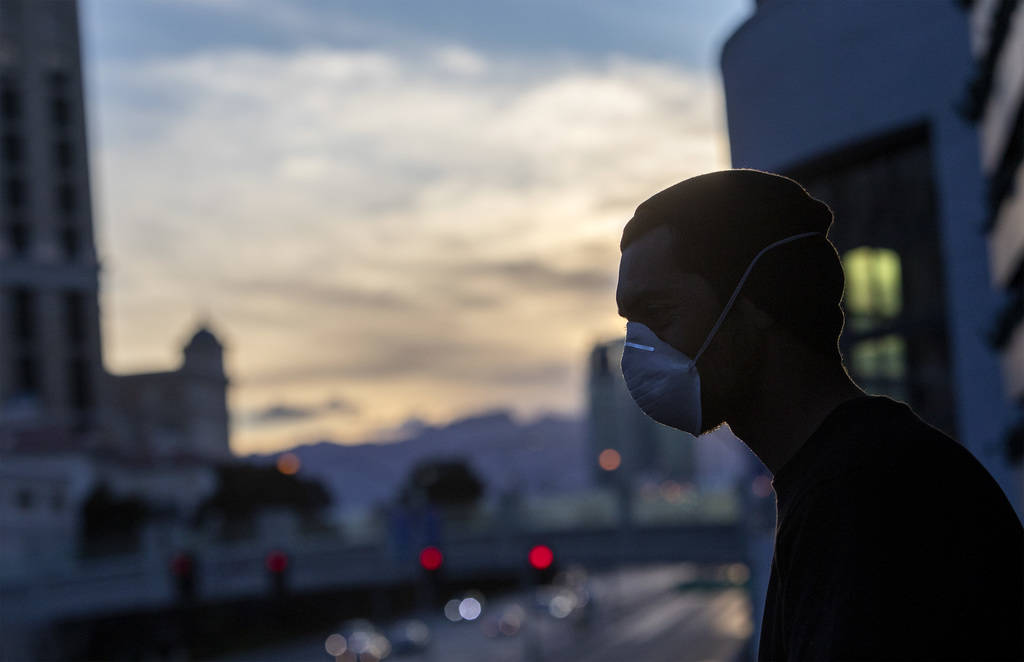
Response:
[[616, 170, 1023, 660]]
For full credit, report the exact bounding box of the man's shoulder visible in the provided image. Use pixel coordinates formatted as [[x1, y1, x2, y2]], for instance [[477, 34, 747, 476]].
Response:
[[782, 398, 977, 512], [789, 397, 1019, 534], [822, 396, 971, 478]]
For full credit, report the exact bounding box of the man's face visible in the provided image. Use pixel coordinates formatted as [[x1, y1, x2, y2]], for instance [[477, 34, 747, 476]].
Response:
[[616, 225, 757, 434]]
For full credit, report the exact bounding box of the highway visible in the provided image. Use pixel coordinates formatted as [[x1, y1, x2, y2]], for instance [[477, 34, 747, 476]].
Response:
[[213, 563, 753, 662]]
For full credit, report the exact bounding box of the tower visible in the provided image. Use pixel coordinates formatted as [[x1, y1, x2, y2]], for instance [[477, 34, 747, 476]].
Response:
[[0, 0, 107, 444], [181, 326, 231, 459]]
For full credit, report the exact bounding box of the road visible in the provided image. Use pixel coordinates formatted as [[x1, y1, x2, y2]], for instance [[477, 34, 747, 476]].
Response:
[[212, 563, 753, 662]]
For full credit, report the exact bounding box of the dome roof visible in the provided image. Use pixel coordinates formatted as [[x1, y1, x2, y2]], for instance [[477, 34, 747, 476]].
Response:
[[185, 326, 222, 351]]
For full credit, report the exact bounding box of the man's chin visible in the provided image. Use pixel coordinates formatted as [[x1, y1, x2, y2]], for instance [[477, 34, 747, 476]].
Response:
[[698, 401, 728, 436], [698, 418, 727, 436]]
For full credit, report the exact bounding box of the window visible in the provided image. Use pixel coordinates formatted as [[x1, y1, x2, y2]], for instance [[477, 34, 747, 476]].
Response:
[[842, 247, 908, 400], [850, 335, 908, 401], [51, 97, 70, 127], [48, 70, 70, 128], [70, 357, 92, 409], [0, 76, 18, 119], [2, 133, 21, 164], [65, 291, 86, 342], [47, 70, 68, 89], [60, 226, 78, 259], [843, 246, 902, 331], [7, 221, 28, 255], [785, 122, 956, 435], [57, 183, 74, 214], [592, 345, 611, 377], [12, 287, 34, 340], [16, 356, 37, 394], [16, 488, 33, 510], [5, 177, 25, 209], [55, 140, 72, 170]]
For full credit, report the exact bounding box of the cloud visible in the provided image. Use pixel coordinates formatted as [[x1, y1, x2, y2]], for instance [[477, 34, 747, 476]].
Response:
[[243, 397, 359, 427], [84, 1, 750, 70], [449, 258, 615, 297], [223, 278, 417, 312], [91, 42, 730, 451]]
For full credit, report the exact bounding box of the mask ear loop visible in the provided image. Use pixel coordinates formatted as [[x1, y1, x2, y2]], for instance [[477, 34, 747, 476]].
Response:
[[692, 231, 822, 363]]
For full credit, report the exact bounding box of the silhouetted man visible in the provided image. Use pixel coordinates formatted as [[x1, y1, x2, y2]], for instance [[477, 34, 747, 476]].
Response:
[[616, 170, 1023, 660]]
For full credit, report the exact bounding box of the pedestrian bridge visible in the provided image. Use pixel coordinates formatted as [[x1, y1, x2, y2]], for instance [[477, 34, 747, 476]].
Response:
[[1, 524, 745, 618], [0, 491, 757, 658]]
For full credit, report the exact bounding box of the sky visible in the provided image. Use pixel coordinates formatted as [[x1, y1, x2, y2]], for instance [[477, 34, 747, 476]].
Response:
[[79, 0, 752, 454]]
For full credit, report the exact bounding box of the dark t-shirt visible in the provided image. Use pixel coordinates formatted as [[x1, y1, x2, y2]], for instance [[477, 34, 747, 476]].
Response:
[[758, 396, 1024, 661]]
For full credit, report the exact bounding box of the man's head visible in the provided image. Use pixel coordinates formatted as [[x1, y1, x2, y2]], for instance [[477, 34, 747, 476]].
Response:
[[616, 169, 845, 434]]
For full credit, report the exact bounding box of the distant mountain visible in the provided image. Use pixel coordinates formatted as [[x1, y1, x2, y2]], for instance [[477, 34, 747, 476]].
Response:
[[246, 411, 589, 511]]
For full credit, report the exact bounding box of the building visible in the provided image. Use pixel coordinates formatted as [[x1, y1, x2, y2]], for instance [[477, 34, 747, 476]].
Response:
[[721, 0, 1021, 515], [588, 340, 696, 486], [963, 0, 1024, 493], [107, 326, 232, 461], [0, 0, 230, 574], [0, 0, 232, 462], [0, 0, 107, 444]]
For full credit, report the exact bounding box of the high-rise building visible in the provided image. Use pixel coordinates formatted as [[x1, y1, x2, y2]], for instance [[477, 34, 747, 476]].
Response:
[[721, 0, 1020, 515], [0, 0, 107, 444], [963, 0, 1024, 492], [587, 340, 698, 486]]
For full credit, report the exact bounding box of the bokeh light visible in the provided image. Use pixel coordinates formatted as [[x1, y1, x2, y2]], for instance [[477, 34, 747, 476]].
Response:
[[598, 448, 622, 471], [444, 598, 463, 622], [419, 546, 443, 571], [324, 633, 347, 656], [265, 550, 288, 573], [276, 452, 301, 475], [529, 544, 554, 570], [458, 597, 482, 621]]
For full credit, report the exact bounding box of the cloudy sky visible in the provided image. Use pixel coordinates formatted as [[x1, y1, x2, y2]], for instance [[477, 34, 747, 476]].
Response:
[[80, 0, 751, 454]]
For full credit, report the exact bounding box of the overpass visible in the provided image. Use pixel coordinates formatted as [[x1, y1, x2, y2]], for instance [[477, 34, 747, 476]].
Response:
[[0, 493, 759, 659]]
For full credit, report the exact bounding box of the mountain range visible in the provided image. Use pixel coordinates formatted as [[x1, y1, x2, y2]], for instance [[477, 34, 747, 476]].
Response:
[[247, 411, 590, 511]]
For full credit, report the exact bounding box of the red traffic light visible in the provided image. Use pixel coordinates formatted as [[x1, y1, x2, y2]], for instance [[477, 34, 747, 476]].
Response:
[[265, 550, 289, 574], [419, 546, 444, 571], [529, 545, 554, 570], [170, 552, 193, 577]]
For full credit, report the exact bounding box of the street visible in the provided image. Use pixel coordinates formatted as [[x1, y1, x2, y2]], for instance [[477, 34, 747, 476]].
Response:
[[212, 563, 752, 662]]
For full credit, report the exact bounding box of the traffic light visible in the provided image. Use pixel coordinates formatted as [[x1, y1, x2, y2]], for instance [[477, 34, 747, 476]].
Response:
[[528, 544, 557, 585], [265, 549, 289, 598], [170, 551, 196, 603], [419, 546, 444, 572], [418, 546, 444, 608]]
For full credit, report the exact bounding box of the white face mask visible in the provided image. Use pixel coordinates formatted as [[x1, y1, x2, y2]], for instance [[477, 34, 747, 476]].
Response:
[[620, 231, 821, 435]]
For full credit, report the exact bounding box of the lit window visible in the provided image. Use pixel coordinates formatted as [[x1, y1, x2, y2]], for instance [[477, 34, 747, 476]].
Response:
[[842, 247, 902, 332], [850, 334, 907, 401]]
